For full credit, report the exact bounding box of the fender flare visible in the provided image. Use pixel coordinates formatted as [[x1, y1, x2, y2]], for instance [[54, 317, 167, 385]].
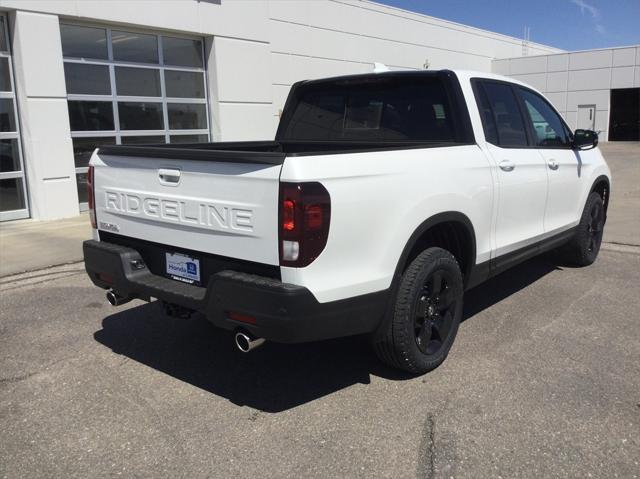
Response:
[[394, 211, 477, 287], [371, 211, 477, 340], [589, 175, 611, 215]]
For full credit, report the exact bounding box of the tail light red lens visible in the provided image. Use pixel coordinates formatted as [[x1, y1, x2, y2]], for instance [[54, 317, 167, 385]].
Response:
[[282, 199, 296, 231], [87, 165, 97, 229], [304, 204, 323, 230], [279, 182, 331, 267]]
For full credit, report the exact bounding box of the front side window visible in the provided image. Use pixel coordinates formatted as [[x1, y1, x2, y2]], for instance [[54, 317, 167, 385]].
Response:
[[518, 88, 571, 148], [477, 81, 528, 148]]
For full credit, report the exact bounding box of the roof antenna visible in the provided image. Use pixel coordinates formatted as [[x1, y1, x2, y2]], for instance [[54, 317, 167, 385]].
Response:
[[522, 26, 530, 56], [373, 62, 390, 73]]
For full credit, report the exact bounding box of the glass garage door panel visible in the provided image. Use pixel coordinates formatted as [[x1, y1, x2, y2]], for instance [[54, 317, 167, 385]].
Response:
[[1, 138, 21, 172], [0, 15, 29, 221], [61, 24, 211, 209], [0, 178, 27, 211], [0, 98, 17, 131]]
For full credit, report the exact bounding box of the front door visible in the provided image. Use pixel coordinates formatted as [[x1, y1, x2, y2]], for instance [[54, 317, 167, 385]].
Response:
[[518, 87, 585, 234]]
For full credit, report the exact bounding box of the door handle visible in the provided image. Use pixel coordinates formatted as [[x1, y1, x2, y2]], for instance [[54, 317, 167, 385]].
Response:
[[547, 159, 559, 170], [158, 168, 181, 186], [499, 160, 515, 172]]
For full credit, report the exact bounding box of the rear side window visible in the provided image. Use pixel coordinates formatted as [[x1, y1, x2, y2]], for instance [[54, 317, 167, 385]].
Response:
[[475, 81, 528, 147], [518, 88, 571, 148], [280, 76, 466, 143]]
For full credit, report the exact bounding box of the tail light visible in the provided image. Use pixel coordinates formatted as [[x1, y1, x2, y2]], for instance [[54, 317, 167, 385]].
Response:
[[279, 182, 331, 267], [87, 165, 97, 229]]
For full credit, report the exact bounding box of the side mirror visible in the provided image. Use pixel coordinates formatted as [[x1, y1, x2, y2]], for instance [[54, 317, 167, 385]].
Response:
[[573, 129, 598, 150]]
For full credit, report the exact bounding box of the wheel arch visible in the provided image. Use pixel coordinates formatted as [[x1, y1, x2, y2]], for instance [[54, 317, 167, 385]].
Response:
[[394, 211, 477, 288], [590, 175, 611, 216]]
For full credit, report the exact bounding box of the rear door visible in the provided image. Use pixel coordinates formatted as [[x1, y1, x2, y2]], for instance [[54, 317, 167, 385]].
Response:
[[91, 148, 283, 265], [517, 87, 584, 233], [473, 80, 548, 258]]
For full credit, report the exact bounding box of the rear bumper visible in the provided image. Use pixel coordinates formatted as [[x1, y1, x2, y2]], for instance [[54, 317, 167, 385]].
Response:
[[83, 240, 387, 343]]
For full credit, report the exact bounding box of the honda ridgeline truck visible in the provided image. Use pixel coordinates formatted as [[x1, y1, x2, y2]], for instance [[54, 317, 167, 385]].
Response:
[[84, 70, 610, 374]]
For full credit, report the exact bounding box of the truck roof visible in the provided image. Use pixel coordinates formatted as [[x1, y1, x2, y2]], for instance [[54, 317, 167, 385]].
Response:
[[297, 68, 538, 94]]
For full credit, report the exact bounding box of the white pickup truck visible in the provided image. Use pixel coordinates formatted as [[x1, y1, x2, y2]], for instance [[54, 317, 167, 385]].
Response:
[[84, 70, 611, 374]]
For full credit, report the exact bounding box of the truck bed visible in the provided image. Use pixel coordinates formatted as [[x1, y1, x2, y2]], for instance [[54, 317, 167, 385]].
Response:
[[97, 139, 459, 163]]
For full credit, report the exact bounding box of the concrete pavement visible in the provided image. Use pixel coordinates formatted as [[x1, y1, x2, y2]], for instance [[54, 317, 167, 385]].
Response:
[[0, 213, 91, 277], [600, 142, 640, 246]]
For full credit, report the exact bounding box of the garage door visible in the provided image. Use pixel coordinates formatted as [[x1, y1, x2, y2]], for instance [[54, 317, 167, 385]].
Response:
[[0, 15, 30, 222], [60, 24, 210, 210], [609, 88, 640, 141]]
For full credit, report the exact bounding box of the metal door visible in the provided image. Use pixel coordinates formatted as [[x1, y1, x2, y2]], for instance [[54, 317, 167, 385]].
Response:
[[577, 104, 596, 131]]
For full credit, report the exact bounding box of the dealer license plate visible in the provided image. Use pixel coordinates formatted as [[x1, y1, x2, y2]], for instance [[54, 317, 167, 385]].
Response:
[[165, 252, 201, 284]]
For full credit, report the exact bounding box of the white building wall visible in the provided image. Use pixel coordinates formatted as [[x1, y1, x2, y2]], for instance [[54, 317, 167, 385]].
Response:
[[0, 0, 562, 219], [492, 46, 640, 141], [266, 0, 562, 130], [9, 10, 78, 220]]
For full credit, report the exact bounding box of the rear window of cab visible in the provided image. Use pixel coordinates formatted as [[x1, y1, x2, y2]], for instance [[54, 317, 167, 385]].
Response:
[[280, 75, 472, 144]]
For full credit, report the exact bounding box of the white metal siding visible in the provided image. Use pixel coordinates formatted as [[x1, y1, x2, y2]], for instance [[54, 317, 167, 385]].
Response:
[[493, 45, 640, 141]]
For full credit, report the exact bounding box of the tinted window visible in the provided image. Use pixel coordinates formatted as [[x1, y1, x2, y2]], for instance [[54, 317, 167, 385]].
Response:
[[118, 102, 164, 130], [60, 25, 108, 59], [112, 31, 158, 63], [115, 67, 161, 97], [519, 88, 571, 147], [76, 172, 88, 204], [167, 103, 207, 130], [480, 82, 528, 147], [68, 101, 114, 131], [1, 138, 21, 172], [72, 137, 116, 168], [473, 83, 498, 144], [281, 77, 459, 142], [0, 16, 7, 52], [0, 178, 26, 212], [120, 135, 166, 145], [170, 134, 209, 143], [64, 63, 111, 95], [163, 37, 203, 67], [0, 58, 11, 92], [0, 98, 16, 132], [164, 70, 205, 98]]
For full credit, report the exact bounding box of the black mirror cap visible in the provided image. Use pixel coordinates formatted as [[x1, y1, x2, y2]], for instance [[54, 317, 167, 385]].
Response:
[[573, 129, 599, 150]]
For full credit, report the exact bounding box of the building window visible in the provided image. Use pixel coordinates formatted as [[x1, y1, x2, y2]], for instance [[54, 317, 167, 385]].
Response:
[[61, 24, 210, 209], [0, 15, 29, 221]]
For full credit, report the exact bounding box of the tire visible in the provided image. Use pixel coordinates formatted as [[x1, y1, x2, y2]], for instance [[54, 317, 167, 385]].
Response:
[[561, 192, 605, 266], [373, 247, 464, 374]]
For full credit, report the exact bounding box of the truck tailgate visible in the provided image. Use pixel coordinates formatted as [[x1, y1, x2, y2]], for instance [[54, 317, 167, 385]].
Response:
[[91, 148, 284, 266]]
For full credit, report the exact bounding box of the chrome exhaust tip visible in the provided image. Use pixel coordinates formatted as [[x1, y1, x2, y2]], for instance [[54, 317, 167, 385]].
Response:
[[234, 331, 265, 353], [106, 290, 131, 307]]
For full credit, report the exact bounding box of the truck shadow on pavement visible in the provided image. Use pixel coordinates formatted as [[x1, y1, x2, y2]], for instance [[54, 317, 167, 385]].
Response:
[[94, 255, 561, 412]]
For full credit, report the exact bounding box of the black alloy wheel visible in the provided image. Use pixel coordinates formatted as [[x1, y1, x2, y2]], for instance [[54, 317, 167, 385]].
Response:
[[587, 198, 605, 254], [561, 192, 606, 266], [414, 270, 458, 356], [373, 247, 464, 374]]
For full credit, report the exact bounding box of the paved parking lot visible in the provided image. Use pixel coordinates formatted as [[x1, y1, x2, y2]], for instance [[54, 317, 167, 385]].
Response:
[[1, 143, 639, 478]]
